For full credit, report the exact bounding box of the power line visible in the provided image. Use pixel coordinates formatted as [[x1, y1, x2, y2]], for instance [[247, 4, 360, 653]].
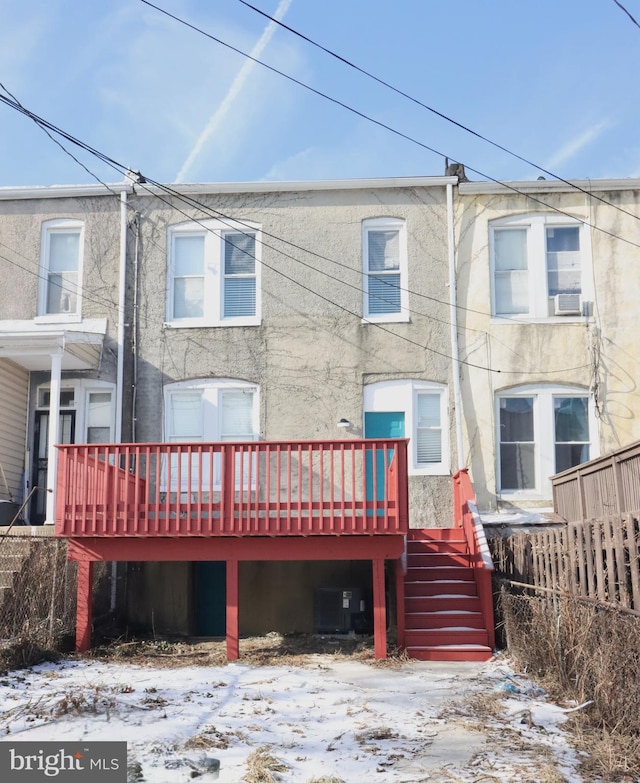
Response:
[[612, 0, 640, 29], [236, 0, 640, 227], [135, 1, 640, 256], [0, 90, 590, 375]]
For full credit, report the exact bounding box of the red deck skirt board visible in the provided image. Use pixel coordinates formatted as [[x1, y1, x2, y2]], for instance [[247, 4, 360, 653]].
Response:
[[66, 535, 405, 563]]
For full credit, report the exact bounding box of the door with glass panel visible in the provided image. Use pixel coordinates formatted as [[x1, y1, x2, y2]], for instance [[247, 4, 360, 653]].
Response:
[[31, 410, 75, 524]]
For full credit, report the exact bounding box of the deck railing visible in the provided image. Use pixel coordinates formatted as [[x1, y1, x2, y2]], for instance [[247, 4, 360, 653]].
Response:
[[453, 468, 495, 649], [55, 439, 408, 537]]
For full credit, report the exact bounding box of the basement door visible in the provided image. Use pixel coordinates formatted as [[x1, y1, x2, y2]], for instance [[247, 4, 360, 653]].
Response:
[[195, 562, 226, 636], [364, 412, 405, 505]]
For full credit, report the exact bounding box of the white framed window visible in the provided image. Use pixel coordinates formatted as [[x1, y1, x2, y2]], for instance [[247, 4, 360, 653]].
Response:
[[362, 218, 409, 322], [164, 379, 259, 490], [35, 380, 115, 443], [37, 219, 84, 320], [167, 220, 261, 327], [496, 384, 597, 499], [364, 380, 449, 475], [490, 214, 592, 320]]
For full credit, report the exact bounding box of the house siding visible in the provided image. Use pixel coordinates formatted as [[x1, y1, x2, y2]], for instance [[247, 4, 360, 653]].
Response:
[[0, 359, 28, 501]]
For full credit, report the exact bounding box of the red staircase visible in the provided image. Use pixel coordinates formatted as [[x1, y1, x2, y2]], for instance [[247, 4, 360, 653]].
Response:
[[400, 470, 495, 662], [403, 529, 493, 661]]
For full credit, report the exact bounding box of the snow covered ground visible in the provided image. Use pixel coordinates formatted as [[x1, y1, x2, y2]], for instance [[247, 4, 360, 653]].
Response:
[[0, 654, 584, 782]]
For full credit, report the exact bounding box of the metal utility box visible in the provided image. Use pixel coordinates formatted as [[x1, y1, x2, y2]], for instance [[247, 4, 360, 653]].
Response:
[[314, 587, 372, 635]]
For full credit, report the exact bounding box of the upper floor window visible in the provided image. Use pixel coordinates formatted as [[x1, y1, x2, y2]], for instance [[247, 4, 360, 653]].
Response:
[[362, 218, 409, 322], [38, 219, 83, 319], [167, 220, 261, 327], [490, 215, 591, 319], [496, 384, 596, 499], [364, 379, 449, 475]]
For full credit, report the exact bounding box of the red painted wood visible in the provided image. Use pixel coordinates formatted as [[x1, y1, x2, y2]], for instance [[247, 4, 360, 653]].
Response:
[[67, 534, 405, 563], [226, 559, 239, 661], [395, 558, 405, 651], [55, 439, 409, 539], [372, 558, 386, 660], [76, 560, 93, 652]]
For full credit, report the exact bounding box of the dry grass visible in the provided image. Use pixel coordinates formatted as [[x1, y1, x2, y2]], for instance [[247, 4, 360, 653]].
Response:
[[438, 691, 505, 726], [500, 589, 640, 779], [306, 777, 347, 783], [241, 747, 288, 783]]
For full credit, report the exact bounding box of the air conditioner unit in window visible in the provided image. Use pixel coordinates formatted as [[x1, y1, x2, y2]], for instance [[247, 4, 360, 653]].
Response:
[[554, 293, 582, 316]]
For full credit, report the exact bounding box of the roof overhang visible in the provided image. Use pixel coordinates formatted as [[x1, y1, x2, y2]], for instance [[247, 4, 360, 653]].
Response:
[[0, 319, 108, 371]]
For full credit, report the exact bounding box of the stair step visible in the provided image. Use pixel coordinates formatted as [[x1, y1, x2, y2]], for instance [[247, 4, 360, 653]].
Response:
[[406, 645, 493, 662], [405, 628, 490, 647], [407, 528, 465, 542], [405, 580, 477, 597], [407, 539, 468, 555], [406, 566, 474, 581], [407, 552, 471, 568], [406, 595, 483, 617], [404, 610, 486, 629]]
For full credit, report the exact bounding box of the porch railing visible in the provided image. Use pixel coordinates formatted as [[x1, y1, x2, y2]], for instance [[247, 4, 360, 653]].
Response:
[[55, 439, 408, 538], [453, 468, 495, 649]]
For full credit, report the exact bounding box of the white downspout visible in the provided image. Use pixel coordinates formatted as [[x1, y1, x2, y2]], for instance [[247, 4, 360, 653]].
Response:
[[44, 350, 62, 525], [115, 189, 128, 443], [447, 182, 465, 471], [111, 188, 128, 612]]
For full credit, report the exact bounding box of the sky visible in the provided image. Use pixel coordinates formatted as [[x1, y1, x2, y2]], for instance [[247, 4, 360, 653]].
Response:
[[0, 655, 583, 781], [0, 0, 638, 188]]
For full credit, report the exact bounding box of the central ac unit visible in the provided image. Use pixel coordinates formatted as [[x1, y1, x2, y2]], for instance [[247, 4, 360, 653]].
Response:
[[554, 293, 582, 316]]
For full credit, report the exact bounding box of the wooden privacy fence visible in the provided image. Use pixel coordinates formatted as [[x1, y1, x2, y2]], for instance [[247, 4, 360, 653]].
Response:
[[489, 513, 640, 611]]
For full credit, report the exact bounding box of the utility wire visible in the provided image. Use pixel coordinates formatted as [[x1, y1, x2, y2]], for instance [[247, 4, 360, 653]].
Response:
[[0, 90, 590, 375], [612, 0, 640, 29], [237, 0, 640, 226], [136, 1, 640, 255]]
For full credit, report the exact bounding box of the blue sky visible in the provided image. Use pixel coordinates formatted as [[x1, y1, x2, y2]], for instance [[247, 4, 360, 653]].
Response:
[[0, 0, 638, 187]]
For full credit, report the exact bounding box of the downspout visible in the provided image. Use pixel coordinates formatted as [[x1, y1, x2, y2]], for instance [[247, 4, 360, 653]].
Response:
[[447, 182, 465, 471], [111, 188, 129, 611]]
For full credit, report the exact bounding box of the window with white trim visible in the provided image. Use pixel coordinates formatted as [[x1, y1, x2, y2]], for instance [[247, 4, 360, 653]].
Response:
[[167, 220, 261, 326], [36, 380, 115, 443], [164, 379, 259, 490], [364, 380, 449, 475], [490, 215, 591, 319], [38, 219, 84, 318], [362, 218, 409, 321], [496, 385, 596, 499]]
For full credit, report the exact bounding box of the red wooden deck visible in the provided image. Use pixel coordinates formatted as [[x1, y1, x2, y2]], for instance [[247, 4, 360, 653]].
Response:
[[55, 439, 409, 660]]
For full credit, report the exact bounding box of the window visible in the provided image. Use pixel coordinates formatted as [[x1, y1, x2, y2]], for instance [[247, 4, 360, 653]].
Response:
[[490, 215, 591, 319], [167, 220, 260, 326], [38, 219, 83, 318], [362, 218, 409, 321], [35, 381, 115, 444], [364, 380, 449, 475], [164, 379, 259, 490], [496, 385, 596, 498]]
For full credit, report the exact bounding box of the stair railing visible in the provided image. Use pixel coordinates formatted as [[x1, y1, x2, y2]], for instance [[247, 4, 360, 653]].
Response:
[[453, 469, 495, 649]]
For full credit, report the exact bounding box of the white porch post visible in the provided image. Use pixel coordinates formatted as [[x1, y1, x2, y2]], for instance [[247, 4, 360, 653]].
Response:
[[45, 351, 63, 525]]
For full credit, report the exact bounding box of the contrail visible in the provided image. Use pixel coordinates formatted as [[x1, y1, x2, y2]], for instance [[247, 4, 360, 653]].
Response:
[[175, 0, 294, 183]]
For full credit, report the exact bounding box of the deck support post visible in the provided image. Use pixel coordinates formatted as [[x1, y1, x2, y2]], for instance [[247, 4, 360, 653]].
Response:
[[372, 558, 387, 659], [226, 559, 239, 660], [76, 560, 93, 652], [395, 557, 405, 651]]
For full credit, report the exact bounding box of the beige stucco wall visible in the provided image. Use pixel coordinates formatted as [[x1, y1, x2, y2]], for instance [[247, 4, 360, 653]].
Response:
[[131, 184, 457, 528], [456, 183, 640, 510]]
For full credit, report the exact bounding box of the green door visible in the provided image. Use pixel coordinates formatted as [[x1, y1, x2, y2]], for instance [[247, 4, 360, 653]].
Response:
[[195, 562, 226, 636], [364, 412, 405, 505]]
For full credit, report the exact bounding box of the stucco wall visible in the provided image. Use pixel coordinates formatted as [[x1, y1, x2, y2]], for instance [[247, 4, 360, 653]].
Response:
[[131, 184, 457, 527], [456, 184, 640, 509]]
